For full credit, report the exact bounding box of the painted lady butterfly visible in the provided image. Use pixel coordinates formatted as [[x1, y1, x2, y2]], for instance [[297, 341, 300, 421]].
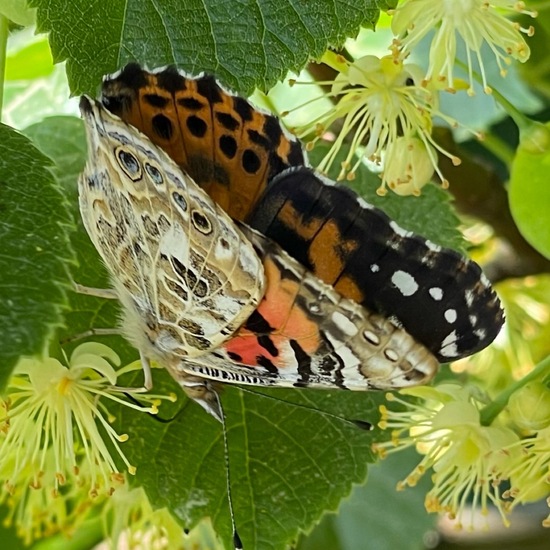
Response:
[[78, 64, 504, 420]]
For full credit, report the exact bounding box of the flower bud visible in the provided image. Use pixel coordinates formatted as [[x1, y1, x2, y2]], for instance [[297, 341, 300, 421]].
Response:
[[508, 381, 550, 432]]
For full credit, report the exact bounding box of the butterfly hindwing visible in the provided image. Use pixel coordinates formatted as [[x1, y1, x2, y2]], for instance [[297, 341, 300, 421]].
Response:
[[177, 223, 438, 391]]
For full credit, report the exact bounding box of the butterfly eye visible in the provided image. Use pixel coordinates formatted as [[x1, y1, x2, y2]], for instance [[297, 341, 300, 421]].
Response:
[[116, 147, 142, 180], [191, 209, 212, 234], [145, 162, 164, 185]]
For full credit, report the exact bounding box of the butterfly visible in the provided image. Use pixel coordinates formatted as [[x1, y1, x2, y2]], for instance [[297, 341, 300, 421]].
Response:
[[79, 64, 505, 550], [79, 96, 439, 420], [99, 63, 504, 364]]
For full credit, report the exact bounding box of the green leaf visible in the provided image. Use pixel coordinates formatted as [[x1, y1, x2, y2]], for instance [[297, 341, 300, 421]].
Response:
[[374, 0, 397, 10], [30, 0, 384, 95], [0, 123, 75, 390], [120, 379, 384, 550], [509, 121, 550, 260], [297, 450, 436, 550]]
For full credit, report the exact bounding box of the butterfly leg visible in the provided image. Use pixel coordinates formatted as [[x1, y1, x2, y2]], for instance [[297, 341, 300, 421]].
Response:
[[73, 282, 118, 299], [61, 327, 121, 345], [140, 352, 153, 391], [104, 352, 154, 394], [72, 282, 155, 391]]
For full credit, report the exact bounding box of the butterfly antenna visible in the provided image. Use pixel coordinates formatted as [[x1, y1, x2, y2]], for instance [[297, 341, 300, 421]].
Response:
[[214, 391, 243, 550], [237, 387, 372, 431]]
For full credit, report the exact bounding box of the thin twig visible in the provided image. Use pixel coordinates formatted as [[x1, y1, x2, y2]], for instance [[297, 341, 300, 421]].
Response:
[[0, 15, 9, 119]]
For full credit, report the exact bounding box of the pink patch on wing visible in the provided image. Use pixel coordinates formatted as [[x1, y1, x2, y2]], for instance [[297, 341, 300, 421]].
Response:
[[222, 257, 322, 369]]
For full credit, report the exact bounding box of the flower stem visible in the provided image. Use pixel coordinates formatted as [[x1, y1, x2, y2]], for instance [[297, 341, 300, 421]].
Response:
[[480, 354, 550, 426], [481, 132, 516, 167], [489, 85, 531, 132], [0, 15, 8, 119]]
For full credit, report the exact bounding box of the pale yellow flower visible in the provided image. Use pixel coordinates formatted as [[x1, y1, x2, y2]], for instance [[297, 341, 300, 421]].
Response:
[[375, 384, 520, 528], [391, 0, 536, 94], [1, 449, 112, 545], [101, 486, 184, 549], [286, 53, 460, 195], [507, 381, 550, 433], [505, 424, 550, 526], [0, 342, 175, 543], [382, 135, 437, 196]]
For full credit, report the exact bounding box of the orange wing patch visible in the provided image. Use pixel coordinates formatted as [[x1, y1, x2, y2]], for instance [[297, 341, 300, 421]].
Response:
[[222, 255, 322, 369], [102, 64, 305, 221], [269, 200, 363, 300]]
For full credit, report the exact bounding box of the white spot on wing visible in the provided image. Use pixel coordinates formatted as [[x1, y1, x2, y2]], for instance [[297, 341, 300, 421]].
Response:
[[331, 311, 358, 336], [357, 196, 374, 210], [474, 328, 487, 340], [444, 309, 457, 324], [440, 331, 458, 358], [389, 221, 413, 238], [371, 264, 380, 273], [425, 240, 441, 252], [429, 287, 443, 301], [384, 348, 399, 362], [391, 270, 418, 296], [363, 330, 380, 346]]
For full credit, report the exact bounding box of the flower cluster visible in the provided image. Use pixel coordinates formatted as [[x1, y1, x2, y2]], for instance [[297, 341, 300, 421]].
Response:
[[391, 0, 536, 95], [285, 0, 535, 196], [286, 53, 460, 196], [0, 343, 174, 543], [375, 374, 550, 529]]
